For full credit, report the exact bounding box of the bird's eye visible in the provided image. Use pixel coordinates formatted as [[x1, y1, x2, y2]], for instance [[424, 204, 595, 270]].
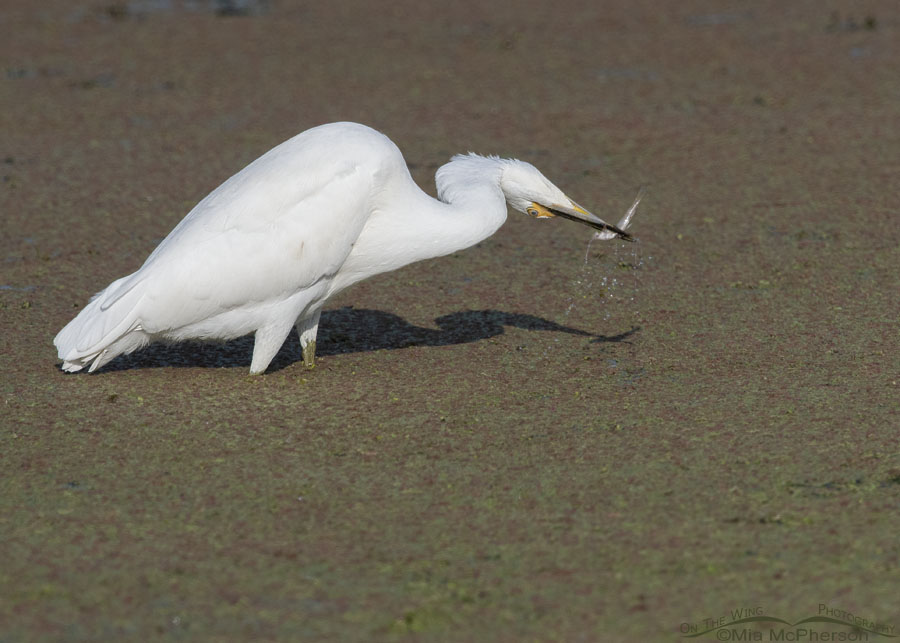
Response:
[[527, 208, 539, 217]]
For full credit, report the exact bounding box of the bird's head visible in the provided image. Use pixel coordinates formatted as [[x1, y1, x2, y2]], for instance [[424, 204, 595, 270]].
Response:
[[500, 159, 636, 242]]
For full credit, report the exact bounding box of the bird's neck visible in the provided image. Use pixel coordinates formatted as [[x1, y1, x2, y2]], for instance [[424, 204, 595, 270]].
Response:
[[428, 153, 510, 249], [327, 155, 509, 297], [376, 155, 510, 260]]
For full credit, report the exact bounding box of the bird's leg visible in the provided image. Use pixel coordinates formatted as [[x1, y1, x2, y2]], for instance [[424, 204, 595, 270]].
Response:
[[250, 320, 295, 374], [296, 310, 321, 369], [302, 341, 316, 368]]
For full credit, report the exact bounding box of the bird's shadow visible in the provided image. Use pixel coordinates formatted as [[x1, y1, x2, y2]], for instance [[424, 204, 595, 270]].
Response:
[[96, 307, 639, 373]]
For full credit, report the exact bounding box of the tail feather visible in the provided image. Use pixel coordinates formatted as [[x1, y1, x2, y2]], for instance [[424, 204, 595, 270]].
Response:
[[54, 277, 148, 373]]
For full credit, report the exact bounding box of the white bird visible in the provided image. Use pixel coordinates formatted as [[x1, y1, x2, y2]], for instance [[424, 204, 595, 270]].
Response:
[[55, 122, 638, 374]]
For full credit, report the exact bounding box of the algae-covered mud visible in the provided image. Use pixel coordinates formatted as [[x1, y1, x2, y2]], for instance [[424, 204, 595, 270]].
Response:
[[2, 1, 898, 640]]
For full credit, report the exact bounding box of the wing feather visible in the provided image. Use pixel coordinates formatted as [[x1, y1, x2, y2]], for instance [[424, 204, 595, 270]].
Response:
[[131, 162, 375, 333]]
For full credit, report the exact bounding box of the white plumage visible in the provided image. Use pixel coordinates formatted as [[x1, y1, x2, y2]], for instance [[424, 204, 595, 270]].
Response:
[[55, 122, 638, 374]]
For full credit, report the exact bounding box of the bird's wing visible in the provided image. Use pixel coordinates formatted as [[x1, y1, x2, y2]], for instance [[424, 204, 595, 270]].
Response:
[[100, 157, 376, 332]]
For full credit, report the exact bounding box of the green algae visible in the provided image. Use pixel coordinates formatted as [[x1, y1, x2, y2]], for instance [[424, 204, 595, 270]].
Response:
[[2, 1, 900, 641]]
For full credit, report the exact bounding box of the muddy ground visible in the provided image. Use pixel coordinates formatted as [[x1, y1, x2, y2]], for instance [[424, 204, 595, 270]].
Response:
[[1, 1, 898, 641]]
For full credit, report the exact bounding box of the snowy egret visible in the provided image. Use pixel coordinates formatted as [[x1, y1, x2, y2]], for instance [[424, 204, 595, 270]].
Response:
[[55, 122, 638, 374]]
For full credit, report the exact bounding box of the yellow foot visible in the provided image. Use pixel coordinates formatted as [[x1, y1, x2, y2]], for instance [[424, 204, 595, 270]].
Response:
[[302, 340, 316, 369]]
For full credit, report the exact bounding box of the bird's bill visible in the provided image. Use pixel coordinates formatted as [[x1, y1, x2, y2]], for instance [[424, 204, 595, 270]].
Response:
[[528, 201, 635, 242]]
